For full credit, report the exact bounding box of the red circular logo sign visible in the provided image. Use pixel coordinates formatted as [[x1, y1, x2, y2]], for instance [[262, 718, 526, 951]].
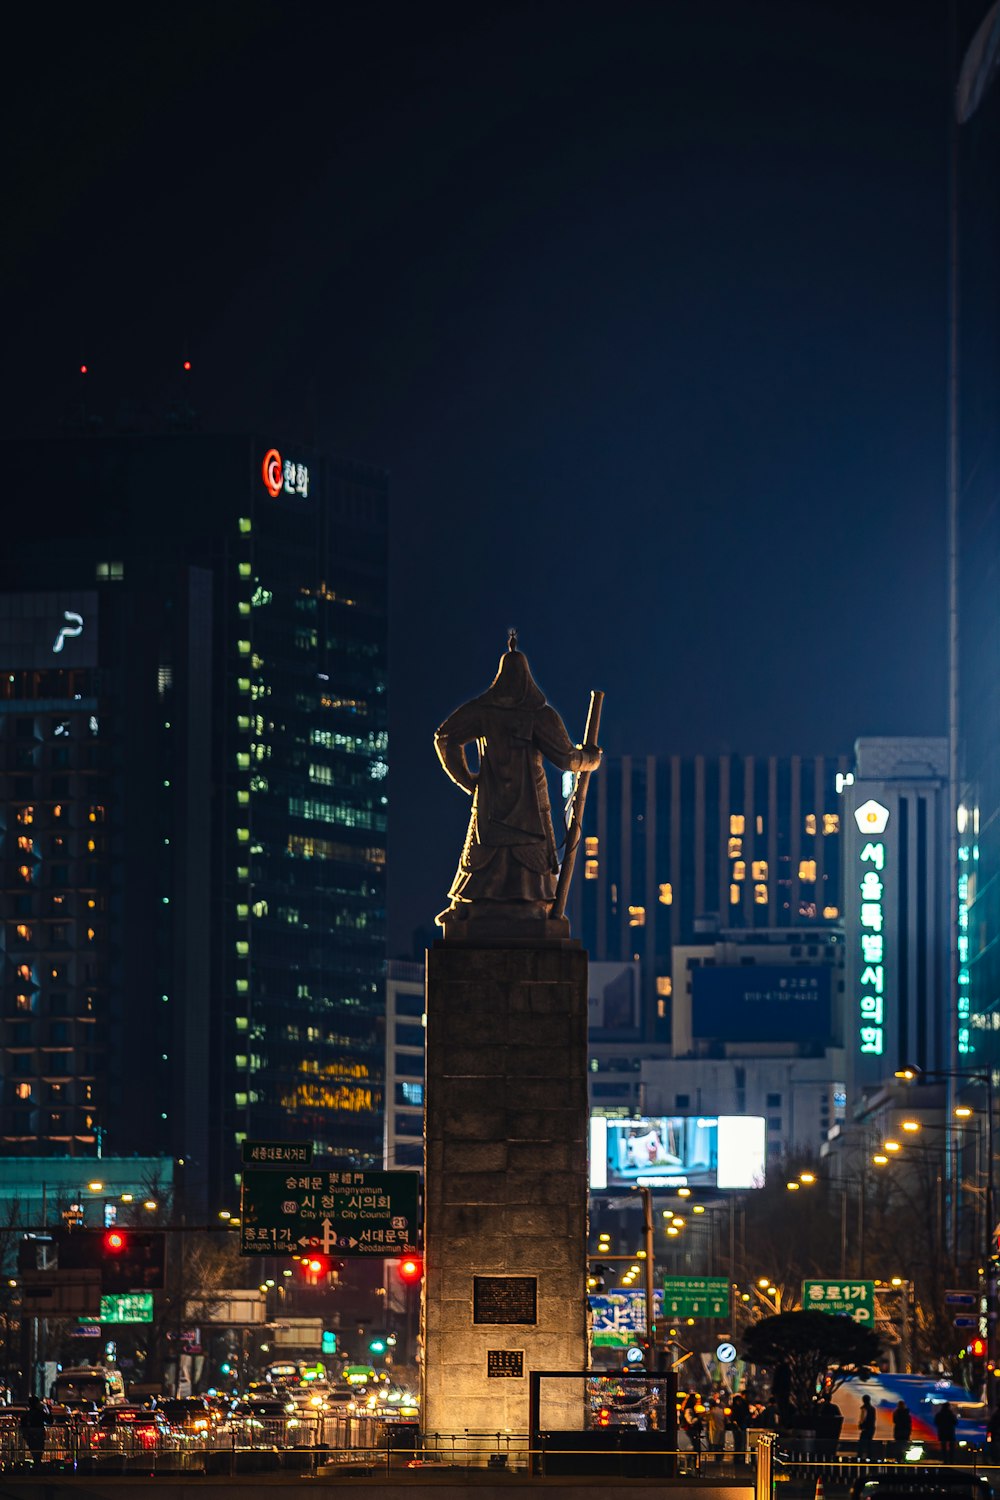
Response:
[[262, 448, 283, 497]]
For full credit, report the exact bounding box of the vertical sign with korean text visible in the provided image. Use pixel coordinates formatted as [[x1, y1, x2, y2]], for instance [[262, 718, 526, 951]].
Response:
[[854, 800, 890, 1058]]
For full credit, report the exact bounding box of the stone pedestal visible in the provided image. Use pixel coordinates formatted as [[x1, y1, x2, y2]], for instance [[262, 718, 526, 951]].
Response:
[[422, 941, 589, 1438]]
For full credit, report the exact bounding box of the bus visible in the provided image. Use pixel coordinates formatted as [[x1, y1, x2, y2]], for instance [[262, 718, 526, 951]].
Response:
[[50, 1365, 126, 1409]]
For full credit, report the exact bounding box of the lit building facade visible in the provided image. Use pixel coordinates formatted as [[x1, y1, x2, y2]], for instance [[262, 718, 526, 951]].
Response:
[[0, 435, 387, 1212], [568, 753, 851, 1038], [839, 738, 950, 1097]]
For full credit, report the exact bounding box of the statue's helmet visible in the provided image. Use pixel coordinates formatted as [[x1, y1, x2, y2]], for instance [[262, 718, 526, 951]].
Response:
[[479, 636, 545, 709]]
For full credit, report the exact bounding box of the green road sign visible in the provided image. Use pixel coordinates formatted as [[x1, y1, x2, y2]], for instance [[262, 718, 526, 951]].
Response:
[[80, 1292, 155, 1325], [662, 1275, 730, 1318], [241, 1140, 313, 1166], [240, 1168, 419, 1257], [802, 1279, 875, 1323]]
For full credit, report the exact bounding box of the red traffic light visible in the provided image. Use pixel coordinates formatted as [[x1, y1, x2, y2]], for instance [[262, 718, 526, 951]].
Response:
[[103, 1229, 127, 1254], [398, 1256, 423, 1285], [971, 1337, 987, 1357]]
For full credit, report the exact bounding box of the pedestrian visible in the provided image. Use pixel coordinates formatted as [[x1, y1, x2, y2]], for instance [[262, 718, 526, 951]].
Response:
[[19, 1395, 49, 1468], [892, 1400, 912, 1463], [707, 1397, 727, 1462], [934, 1401, 958, 1463], [730, 1391, 751, 1465], [857, 1393, 876, 1463], [682, 1393, 704, 1457]]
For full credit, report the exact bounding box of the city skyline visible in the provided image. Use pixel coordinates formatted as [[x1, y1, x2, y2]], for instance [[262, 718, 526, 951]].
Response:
[[1, 3, 953, 949]]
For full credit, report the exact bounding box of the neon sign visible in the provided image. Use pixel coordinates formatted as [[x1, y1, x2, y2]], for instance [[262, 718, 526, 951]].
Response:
[[854, 799, 889, 1056], [52, 610, 84, 654], [262, 448, 309, 499]]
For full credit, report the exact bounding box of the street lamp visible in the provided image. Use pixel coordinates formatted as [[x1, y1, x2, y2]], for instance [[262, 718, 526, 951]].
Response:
[[896, 1062, 996, 1366]]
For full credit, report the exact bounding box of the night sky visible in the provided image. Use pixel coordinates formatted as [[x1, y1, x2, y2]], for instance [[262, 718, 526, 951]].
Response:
[[3, 2, 953, 952]]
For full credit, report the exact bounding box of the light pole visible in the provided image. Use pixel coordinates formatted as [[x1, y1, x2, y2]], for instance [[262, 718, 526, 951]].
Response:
[[896, 1063, 996, 1365]]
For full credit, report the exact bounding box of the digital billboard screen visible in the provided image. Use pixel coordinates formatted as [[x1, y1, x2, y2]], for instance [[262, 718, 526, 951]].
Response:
[[589, 1114, 766, 1192]]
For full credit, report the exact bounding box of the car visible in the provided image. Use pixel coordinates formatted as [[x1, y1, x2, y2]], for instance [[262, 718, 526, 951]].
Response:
[[157, 1397, 215, 1438], [91, 1405, 173, 1450]]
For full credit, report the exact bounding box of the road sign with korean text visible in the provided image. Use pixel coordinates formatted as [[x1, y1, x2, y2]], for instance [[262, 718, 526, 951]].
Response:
[[662, 1275, 730, 1318], [802, 1279, 875, 1323], [240, 1168, 419, 1257]]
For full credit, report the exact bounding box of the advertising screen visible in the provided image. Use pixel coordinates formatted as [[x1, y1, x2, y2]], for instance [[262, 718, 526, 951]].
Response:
[[589, 1114, 766, 1192]]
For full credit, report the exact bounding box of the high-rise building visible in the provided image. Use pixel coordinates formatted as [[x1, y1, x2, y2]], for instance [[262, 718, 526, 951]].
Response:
[[569, 752, 851, 1037], [0, 434, 387, 1213]]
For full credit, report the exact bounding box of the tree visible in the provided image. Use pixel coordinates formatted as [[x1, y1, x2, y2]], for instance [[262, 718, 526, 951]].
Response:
[[742, 1310, 882, 1420]]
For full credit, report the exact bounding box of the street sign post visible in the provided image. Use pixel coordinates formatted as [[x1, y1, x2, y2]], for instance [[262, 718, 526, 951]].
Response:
[[954, 1315, 978, 1329], [240, 1168, 419, 1256], [662, 1275, 730, 1318], [241, 1140, 313, 1166], [945, 1290, 977, 1307], [802, 1279, 875, 1324]]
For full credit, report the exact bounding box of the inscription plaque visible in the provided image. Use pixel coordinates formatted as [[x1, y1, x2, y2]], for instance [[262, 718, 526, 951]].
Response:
[[487, 1349, 524, 1379], [473, 1275, 538, 1325]]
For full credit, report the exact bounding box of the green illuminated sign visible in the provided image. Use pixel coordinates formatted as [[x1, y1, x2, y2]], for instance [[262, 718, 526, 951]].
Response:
[[662, 1275, 729, 1318], [854, 800, 889, 1057], [802, 1279, 874, 1324], [80, 1292, 155, 1324], [240, 1168, 419, 1257]]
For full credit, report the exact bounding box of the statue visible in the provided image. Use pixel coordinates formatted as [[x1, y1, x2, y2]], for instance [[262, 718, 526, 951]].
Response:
[[435, 633, 602, 937]]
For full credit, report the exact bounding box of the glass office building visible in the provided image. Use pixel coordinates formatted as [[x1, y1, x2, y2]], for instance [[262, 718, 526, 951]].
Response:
[[0, 435, 387, 1212]]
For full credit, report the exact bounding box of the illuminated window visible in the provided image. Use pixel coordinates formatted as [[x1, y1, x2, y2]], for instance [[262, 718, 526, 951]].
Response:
[[87, 839, 96, 852], [751, 860, 768, 880], [798, 860, 817, 882], [17, 964, 30, 981], [628, 905, 646, 927], [733, 861, 745, 882], [88, 805, 106, 823], [236, 904, 249, 920], [584, 859, 599, 879], [823, 814, 840, 835], [236, 979, 249, 993], [658, 882, 672, 905], [237, 677, 251, 693], [237, 715, 251, 730], [754, 884, 768, 905], [238, 517, 252, 534], [657, 999, 666, 1019], [728, 837, 742, 858], [17, 806, 34, 826], [15, 1083, 32, 1100], [237, 790, 250, 805], [237, 640, 251, 656], [756, 815, 763, 834], [235, 1016, 249, 1031], [238, 562, 252, 578], [236, 827, 250, 843], [252, 899, 268, 918], [237, 866, 249, 880], [730, 884, 740, 905], [235, 1054, 248, 1070], [656, 975, 672, 997], [18, 865, 32, 883], [235, 1092, 248, 1107], [236, 940, 249, 957], [730, 815, 745, 835], [52, 804, 63, 819], [17, 836, 32, 852], [15, 993, 31, 1011], [804, 813, 817, 835], [15, 924, 31, 941], [238, 601, 251, 616], [585, 836, 599, 856], [95, 560, 124, 581], [823, 905, 840, 919]]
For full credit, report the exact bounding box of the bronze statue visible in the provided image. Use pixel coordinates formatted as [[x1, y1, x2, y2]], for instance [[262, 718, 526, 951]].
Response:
[[435, 634, 602, 935]]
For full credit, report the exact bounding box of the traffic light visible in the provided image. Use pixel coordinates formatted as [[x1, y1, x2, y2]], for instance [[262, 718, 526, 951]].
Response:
[[398, 1256, 423, 1285], [368, 1335, 387, 1357], [54, 1228, 165, 1291], [970, 1336, 987, 1388], [299, 1254, 332, 1285]]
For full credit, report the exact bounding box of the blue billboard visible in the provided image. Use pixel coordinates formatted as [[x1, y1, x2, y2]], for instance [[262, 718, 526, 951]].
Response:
[[691, 964, 832, 1043]]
